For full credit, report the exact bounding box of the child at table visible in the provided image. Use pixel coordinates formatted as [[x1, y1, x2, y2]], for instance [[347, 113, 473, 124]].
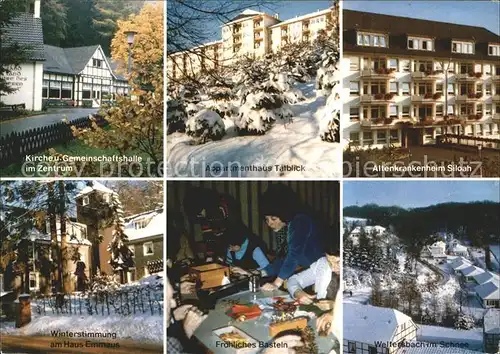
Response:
[[224, 222, 271, 275]]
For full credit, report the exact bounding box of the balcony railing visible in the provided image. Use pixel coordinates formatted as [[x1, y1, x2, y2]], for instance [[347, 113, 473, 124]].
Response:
[[455, 72, 482, 81], [456, 93, 483, 102], [411, 70, 443, 80], [360, 117, 395, 127], [411, 93, 443, 102], [360, 93, 396, 103], [360, 68, 396, 78], [458, 113, 483, 122]]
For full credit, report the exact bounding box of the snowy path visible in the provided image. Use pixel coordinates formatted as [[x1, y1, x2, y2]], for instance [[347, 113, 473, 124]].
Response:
[[167, 93, 341, 178]]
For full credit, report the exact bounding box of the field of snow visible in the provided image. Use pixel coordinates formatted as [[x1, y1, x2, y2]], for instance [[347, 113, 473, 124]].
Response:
[[167, 82, 342, 178]]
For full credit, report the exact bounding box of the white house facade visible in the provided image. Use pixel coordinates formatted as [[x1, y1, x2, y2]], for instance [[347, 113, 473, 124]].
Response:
[[1, 0, 129, 111]]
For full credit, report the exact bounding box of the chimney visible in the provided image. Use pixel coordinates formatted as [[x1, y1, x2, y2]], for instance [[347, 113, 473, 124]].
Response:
[[34, 0, 41, 19]]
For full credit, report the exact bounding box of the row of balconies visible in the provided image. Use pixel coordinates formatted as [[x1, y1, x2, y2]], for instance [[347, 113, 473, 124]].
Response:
[[358, 93, 500, 103], [359, 69, 500, 81], [359, 113, 500, 128]]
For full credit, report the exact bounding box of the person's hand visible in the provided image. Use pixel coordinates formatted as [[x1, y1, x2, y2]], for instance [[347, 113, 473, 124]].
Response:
[[183, 307, 207, 339], [316, 311, 333, 334], [315, 299, 334, 311], [262, 334, 304, 354], [173, 304, 193, 321], [231, 266, 249, 275], [294, 290, 316, 305], [180, 281, 196, 294], [261, 282, 278, 291]]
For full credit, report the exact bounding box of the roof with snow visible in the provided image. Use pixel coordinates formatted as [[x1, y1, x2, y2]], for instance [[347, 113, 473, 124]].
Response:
[[30, 221, 91, 246], [396, 343, 482, 354], [459, 265, 485, 277], [484, 309, 500, 334], [475, 281, 500, 300], [344, 303, 413, 344], [473, 271, 499, 285], [450, 257, 471, 270], [430, 241, 446, 249], [269, 7, 333, 28], [124, 209, 164, 242], [76, 181, 114, 197], [350, 225, 386, 235], [450, 243, 468, 252]]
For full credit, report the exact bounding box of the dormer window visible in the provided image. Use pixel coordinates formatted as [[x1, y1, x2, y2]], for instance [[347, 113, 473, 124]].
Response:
[[134, 219, 148, 229], [452, 40, 474, 54], [357, 32, 388, 48], [82, 196, 89, 206], [488, 44, 500, 56], [408, 37, 433, 51]]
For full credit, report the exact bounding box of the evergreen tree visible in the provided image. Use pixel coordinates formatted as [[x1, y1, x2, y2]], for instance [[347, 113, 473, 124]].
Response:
[[41, 0, 67, 46], [371, 278, 384, 306], [186, 109, 225, 144], [107, 192, 135, 283], [61, 0, 97, 47], [166, 94, 187, 134]]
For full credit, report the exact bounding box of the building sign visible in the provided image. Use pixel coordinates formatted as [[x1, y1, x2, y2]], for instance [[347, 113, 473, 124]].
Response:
[[3, 65, 28, 90]]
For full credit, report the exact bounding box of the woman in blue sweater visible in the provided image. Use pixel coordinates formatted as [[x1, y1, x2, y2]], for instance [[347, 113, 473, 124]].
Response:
[[260, 184, 325, 291]]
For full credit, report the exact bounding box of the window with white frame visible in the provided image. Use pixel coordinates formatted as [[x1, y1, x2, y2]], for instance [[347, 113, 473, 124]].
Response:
[[402, 82, 410, 95], [134, 219, 148, 229], [390, 82, 398, 94], [143, 242, 154, 256], [447, 105, 455, 115], [388, 58, 398, 70], [350, 81, 359, 95], [484, 64, 491, 75], [436, 104, 444, 116], [402, 106, 410, 117], [485, 104, 492, 115], [357, 32, 388, 48], [349, 132, 360, 145], [408, 37, 433, 51], [452, 41, 474, 54], [82, 196, 89, 206], [488, 44, 500, 56], [389, 105, 398, 118], [436, 83, 443, 93], [349, 57, 360, 71], [448, 83, 455, 95], [485, 83, 492, 95], [401, 59, 410, 72], [350, 107, 360, 120]]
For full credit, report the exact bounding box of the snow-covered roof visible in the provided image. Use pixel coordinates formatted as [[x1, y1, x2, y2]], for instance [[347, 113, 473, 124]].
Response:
[[450, 243, 468, 252], [473, 271, 499, 285], [344, 303, 413, 344], [459, 265, 485, 277], [484, 309, 500, 334], [396, 343, 482, 354], [475, 281, 500, 300], [430, 241, 446, 249], [124, 209, 164, 241], [450, 257, 471, 270], [76, 181, 114, 197], [350, 225, 386, 235], [31, 221, 91, 246], [269, 7, 332, 28]]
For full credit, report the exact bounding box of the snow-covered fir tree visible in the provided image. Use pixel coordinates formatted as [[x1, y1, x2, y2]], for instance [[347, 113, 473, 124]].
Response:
[[233, 56, 293, 135], [107, 192, 135, 283], [200, 71, 237, 119], [166, 94, 187, 134], [186, 109, 225, 144], [454, 313, 475, 330]]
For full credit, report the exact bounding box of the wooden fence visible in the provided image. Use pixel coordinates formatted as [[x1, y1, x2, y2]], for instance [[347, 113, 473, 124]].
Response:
[[0, 115, 108, 166]]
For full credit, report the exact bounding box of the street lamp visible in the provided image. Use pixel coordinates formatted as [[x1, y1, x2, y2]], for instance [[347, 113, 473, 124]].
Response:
[[124, 30, 137, 74]]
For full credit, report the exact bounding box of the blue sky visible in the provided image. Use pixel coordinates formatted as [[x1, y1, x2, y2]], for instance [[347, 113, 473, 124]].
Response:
[[344, 0, 500, 35], [344, 181, 500, 208]]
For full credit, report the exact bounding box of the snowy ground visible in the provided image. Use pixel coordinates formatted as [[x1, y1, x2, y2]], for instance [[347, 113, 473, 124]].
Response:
[[167, 82, 342, 178], [0, 275, 164, 344]]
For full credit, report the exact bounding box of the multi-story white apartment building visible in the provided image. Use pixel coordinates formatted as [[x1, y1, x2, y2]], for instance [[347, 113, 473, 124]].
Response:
[[167, 7, 334, 80], [342, 10, 500, 149]]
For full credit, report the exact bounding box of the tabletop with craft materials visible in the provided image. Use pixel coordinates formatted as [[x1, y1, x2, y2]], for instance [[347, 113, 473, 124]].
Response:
[[193, 289, 339, 354]]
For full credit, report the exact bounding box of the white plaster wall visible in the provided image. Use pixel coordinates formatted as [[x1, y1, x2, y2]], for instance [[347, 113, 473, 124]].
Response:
[[0, 62, 43, 111]]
